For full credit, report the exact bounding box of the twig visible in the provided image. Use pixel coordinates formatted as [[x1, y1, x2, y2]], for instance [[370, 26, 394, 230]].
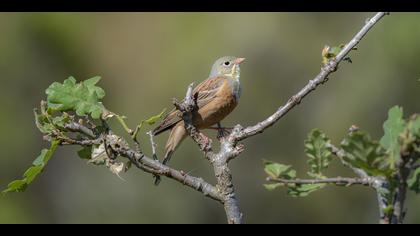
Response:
[[147, 131, 158, 160], [113, 145, 222, 203], [327, 143, 370, 178], [115, 114, 133, 135], [327, 142, 391, 224], [57, 123, 223, 203], [64, 122, 96, 138], [59, 138, 102, 146], [109, 112, 143, 153], [267, 176, 372, 186], [231, 12, 387, 143]]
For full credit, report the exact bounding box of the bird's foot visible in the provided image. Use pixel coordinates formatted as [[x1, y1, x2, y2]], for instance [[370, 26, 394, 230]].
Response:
[[210, 126, 233, 141], [153, 175, 161, 186], [218, 128, 234, 141]]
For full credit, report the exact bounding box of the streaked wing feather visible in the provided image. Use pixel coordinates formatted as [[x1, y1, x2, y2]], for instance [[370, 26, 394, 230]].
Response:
[[194, 76, 226, 108], [152, 108, 181, 135], [153, 76, 226, 135]]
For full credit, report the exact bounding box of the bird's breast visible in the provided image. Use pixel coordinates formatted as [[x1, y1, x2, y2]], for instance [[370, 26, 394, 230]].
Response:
[[229, 78, 241, 102]]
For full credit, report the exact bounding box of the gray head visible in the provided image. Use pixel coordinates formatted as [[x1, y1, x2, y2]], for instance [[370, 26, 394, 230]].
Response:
[[209, 56, 246, 78]]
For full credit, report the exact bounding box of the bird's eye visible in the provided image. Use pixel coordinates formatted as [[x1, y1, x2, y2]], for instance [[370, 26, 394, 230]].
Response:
[[224, 61, 230, 66]]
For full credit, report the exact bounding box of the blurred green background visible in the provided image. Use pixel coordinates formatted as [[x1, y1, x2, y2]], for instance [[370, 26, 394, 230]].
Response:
[[0, 12, 419, 224]]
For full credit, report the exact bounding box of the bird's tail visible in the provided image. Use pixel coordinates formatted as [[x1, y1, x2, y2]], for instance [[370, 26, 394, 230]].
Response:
[[154, 124, 186, 186]]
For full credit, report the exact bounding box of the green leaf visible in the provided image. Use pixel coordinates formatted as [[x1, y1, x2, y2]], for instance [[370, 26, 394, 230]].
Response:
[[341, 131, 392, 177], [408, 168, 420, 194], [329, 46, 342, 57], [133, 108, 167, 136], [77, 146, 93, 160], [263, 160, 325, 197], [264, 183, 282, 191], [52, 113, 70, 128], [321, 43, 356, 65], [288, 184, 326, 197], [143, 108, 167, 125], [34, 108, 54, 134], [46, 76, 105, 119], [380, 106, 406, 168], [408, 114, 420, 138], [383, 205, 394, 216], [264, 161, 296, 179], [2, 140, 59, 194], [2, 180, 27, 193], [305, 129, 333, 177], [32, 149, 49, 166], [41, 140, 59, 164], [23, 166, 43, 185]]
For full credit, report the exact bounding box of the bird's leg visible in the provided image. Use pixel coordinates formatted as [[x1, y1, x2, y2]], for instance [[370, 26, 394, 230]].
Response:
[[215, 122, 232, 141]]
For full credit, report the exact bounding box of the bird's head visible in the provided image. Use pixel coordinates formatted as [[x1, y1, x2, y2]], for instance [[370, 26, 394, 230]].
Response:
[[209, 56, 246, 79]]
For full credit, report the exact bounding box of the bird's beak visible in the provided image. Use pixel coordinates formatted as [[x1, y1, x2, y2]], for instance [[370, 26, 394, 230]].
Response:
[[234, 57, 246, 65]]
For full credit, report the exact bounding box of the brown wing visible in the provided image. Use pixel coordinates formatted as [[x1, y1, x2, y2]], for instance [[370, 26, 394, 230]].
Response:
[[151, 107, 182, 136], [193, 76, 227, 108], [152, 76, 227, 136]]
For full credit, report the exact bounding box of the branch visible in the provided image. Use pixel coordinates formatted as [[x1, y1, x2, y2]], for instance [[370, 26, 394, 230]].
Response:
[[112, 144, 222, 203], [232, 12, 387, 142], [390, 148, 417, 224], [172, 12, 387, 224], [327, 142, 391, 224], [64, 122, 96, 138], [37, 12, 387, 224], [56, 123, 223, 203], [173, 83, 214, 156], [327, 142, 370, 178], [176, 83, 243, 224], [267, 176, 373, 186], [147, 131, 158, 160]]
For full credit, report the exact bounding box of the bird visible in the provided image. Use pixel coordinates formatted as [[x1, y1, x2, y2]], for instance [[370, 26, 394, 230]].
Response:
[[152, 56, 245, 184]]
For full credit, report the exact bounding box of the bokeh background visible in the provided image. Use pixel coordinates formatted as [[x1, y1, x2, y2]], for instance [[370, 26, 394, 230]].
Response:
[[0, 12, 419, 224]]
